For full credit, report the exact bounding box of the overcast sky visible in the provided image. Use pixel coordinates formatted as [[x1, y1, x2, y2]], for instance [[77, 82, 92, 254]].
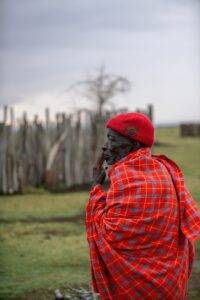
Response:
[[0, 0, 200, 124]]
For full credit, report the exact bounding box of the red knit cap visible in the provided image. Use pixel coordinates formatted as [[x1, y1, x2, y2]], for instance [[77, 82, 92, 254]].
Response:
[[106, 112, 154, 147]]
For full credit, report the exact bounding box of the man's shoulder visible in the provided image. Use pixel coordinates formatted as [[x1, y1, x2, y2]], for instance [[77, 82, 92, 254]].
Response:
[[109, 155, 148, 176], [110, 154, 172, 179]]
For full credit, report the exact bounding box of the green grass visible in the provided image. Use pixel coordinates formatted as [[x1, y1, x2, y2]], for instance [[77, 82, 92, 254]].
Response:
[[0, 191, 90, 299], [0, 127, 200, 299], [0, 191, 88, 222], [154, 127, 200, 202]]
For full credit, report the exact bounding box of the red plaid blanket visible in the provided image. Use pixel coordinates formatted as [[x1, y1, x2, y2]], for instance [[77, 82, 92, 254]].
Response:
[[86, 148, 200, 300]]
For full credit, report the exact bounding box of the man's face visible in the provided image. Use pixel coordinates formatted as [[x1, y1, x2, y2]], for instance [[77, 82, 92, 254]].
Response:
[[102, 128, 134, 165]]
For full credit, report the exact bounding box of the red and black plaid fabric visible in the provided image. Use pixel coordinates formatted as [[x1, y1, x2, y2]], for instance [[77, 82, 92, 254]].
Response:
[[85, 148, 200, 300]]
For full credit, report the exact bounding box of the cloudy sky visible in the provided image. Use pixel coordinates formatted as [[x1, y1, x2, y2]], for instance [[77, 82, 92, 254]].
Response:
[[0, 0, 200, 124]]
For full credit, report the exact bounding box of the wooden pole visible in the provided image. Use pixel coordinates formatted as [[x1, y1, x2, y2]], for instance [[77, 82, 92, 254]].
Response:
[[148, 104, 154, 122], [3, 106, 8, 124]]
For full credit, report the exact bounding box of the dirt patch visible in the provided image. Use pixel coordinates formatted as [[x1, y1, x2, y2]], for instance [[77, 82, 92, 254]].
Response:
[[0, 213, 85, 224], [188, 249, 200, 299], [12, 284, 93, 300], [11, 288, 54, 300], [15, 227, 84, 238], [7, 272, 200, 300]]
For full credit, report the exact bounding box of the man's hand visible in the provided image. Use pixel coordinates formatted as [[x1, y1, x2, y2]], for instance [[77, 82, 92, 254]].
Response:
[[92, 152, 106, 186]]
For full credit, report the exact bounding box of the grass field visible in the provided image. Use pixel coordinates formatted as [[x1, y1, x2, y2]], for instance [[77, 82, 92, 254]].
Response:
[[0, 127, 200, 299]]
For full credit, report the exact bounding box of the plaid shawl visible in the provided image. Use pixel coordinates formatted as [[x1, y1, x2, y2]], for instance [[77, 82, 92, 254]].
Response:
[[85, 148, 200, 300]]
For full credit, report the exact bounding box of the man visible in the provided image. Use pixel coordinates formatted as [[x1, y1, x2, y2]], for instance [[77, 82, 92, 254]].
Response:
[[85, 112, 200, 300]]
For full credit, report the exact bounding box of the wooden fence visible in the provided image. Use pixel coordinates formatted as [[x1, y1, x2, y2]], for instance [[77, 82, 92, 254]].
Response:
[[0, 105, 153, 194]]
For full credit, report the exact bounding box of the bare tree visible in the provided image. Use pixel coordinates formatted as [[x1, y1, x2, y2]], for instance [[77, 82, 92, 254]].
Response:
[[67, 66, 131, 117]]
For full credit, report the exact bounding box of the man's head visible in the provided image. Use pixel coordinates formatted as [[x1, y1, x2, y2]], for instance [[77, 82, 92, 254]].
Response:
[[103, 112, 154, 165], [102, 128, 143, 165]]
